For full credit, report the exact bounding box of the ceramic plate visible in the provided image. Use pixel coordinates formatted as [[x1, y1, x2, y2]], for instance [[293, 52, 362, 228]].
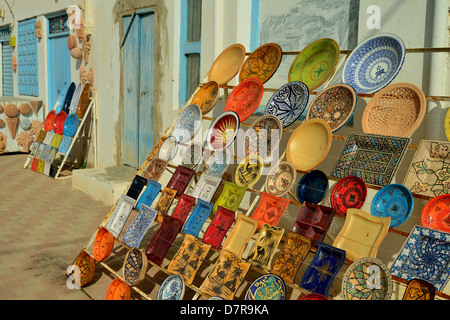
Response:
[[191, 81, 220, 115], [181, 142, 203, 169], [371, 183, 414, 228], [68, 83, 82, 114], [158, 135, 178, 161], [288, 38, 340, 90], [307, 83, 357, 133], [54, 82, 68, 114], [204, 149, 230, 176], [123, 248, 148, 287], [287, 119, 332, 172], [343, 33, 406, 94], [265, 161, 297, 197], [251, 192, 290, 228], [402, 279, 436, 300], [105, 278, 130, 300], [245, 273, 287, 300], [61, 82, 76, 114], [223, 213, 258, 259], [172, 104, 202, 143], [264, 81, 309, 128], [63, 113, 79, 137], [122, 204, 158, 249], [192, 173, 222, 203], [421, 194, 450, 233], [247, 224, 284, 270], [53, 111, 68, 135], [205, 111, 240, 151], [239, 43, 282, 84], [235, 154, 263, 187], [331, 133, 410, 187], [330, 176, 367, 216], [244, 114, 282, 160], [76, 83, 92, 120], [390, 225, 450, 291], [208, 43, 246, 86], [93, 227, 114, 262], [20, 118, 31, 130], [403, 140, 450, 198], [165, 165, 195, 197], [296, 170, 328, 204], [224, 78, 264, 122], [44, 110, 57, 132], [182, 199, 213, 238], [342, 257, 393, 300], [157, 274, 185, 300]]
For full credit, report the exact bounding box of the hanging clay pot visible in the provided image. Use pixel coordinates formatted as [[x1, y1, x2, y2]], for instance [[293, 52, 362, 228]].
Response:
[[11, 56, 17, 72], [0, 132, 6, 154], [4, 103, 18, 117], [67, 35, 78, 50], [70, 47, 83, 60], [19, 103, 32, 115], [5, 117, 19, 139]]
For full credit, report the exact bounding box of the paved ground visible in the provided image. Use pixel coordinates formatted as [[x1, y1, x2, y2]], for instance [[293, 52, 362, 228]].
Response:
[[0, 153, 111, 300]]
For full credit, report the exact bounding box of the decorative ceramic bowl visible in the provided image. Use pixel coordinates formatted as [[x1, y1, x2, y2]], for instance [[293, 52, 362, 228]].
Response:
[[93, 227, 114, 262], [245, 273, 287, 300], [235, 154, 264, 187], [73, 250, 95, 287], [181, 142, 203, 169], [68, 83, 82, 115], [307, 83, 357, 133], [288, 38, 340, 90], [239, 43, 282, 84], [53, 111, 68, 135], [205, 111, 240, 151], [402, 279, 436, 300], [55, 82, 68, 114], [44, 110, 57, 131], [75, 83, 92, 120], [343, 33, 406, 94], [105, 278, 130, 300], [172, 104, 202, 143], [204, 149, 230, 176], [264, 81, 309, 128], [62, 82, 76, 114], [191, 81, 220, 115], [19, 103, 32, 115], [265, 161, 297, 197], [158, 135, 178, 161], [286, 118, 332, 172], [123, 247, 148, 287], [296, 170, 329, 204], [4, 103, 18, 117], [63, 113, 80, 137], [331, 176, 367, 216], [208, 43, 246, 86], [224, 78, 264, 122], [157, 274, 185, 300], [371, 183, 414, 228], [20, 118, 32, 130], [362, 82, 426, 138], [421, 194, 450, 233], [244, 114, 282, 160]]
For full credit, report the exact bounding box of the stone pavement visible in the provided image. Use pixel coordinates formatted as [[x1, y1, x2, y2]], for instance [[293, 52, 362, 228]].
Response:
[[0, 153, 112, 300]]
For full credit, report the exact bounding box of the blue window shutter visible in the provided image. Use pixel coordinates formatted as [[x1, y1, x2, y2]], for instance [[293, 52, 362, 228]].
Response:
[[18, 18, 39, 97]]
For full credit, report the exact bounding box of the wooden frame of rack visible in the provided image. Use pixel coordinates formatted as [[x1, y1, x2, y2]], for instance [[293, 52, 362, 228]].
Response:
[[73, 45, 450, 300]]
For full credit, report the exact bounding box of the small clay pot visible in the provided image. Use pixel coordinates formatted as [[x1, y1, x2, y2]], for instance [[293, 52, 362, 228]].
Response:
[[4, 103, 18, 117], [19, 103, 32, 115]]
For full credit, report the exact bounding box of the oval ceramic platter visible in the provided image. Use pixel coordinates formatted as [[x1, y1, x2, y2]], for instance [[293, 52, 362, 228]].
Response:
[[54, 82, 68, 113], [205, 111, 240, 151], [204, 149, 230, 177], [342, 33, 406, 94], [157, 274, 185, 300], [421, 194, 450, 233], [235, 154, 264, 187], [264, 81, 309, 128], [224, 78, 264, 122], [54, 111, 68, 135], [158, 135, 178, 161], [371, 183, 414, 228], [63, 113, 80, 138], [44, 110, 57, 132], [330, 176, 367, 216], [239, 43, 282, 84], [342, 257, 393, 300], [172, 104, 202, 143], [288, 38, 340, 91], [68, 83, 82, 115], [265, 161, 297, 197], [306, 83, 358, 133], [296, 169, 329, 204], [61, 82, 76, 114], [245, 273, 287, 300], [191, 81, 220, 115], [244, 114, 282, 160], [208, 43, 246, 86]]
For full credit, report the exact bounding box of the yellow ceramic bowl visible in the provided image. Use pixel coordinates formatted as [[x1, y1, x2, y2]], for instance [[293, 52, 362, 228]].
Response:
[[208, 44, 246, 86], [286, 118, 332, 172]]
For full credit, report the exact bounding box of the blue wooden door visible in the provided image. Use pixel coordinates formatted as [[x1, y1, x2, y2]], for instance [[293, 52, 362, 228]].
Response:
[[122, 10, 155, 168], [1, 40, 13, 96]]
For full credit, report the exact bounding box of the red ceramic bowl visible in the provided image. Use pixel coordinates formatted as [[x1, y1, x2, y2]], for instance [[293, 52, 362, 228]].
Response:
[[330, 176, 367, 216], [421, 194, 450, 232], [93, 227, 114, 262], [54, 111, 68, 135], [44, 110, 57, 131], [224, 78, 264, 122]]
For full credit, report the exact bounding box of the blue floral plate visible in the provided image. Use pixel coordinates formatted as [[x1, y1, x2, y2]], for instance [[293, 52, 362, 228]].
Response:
[[264, 81, 309, 128], [371, 183, 413, 227], [63, 113, 80, 137], [297, 170, 329, 204], [172, 104, 202, 143], [343, 33, 406, 94], [157, 274, 185, 300]]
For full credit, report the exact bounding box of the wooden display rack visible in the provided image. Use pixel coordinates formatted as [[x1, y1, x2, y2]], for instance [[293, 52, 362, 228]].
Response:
[[71, 45, 450, 301]]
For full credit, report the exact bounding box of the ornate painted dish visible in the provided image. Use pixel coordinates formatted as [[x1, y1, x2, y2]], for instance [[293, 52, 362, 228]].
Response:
[[55, 82, 68, 114], [166, 165, 195, 197], [203, 205, 235, 250], [157, 274, 185, 300], [333, 208, 391, 261], [251, 192, 290, 228], [158, 135, 178, 161], [182, 199, 213, 238], [143, 157, 168, 182], [402, 279, 435, 300], [235, 154, 264, 187], [205, 111, 240, 151], [106, 278, 130, 300], [135, 179, 161, 211], [239, 43, 282, 84], [421, 194, 450, 233], [247, 224, 285, 271], [93, 227, 114, 262], [391, 225, 450, 291], [245, 273, 287, 300], [371, 183, 414, 228], [192, 173, 222, 203], [342, 257, 393, 300], [181, 142, 203, 169], [20, 118, 32, 130], [58, 136, 72, 155], [191, 81, 220, 115], [362, 82, 426, 137], [286, 118, 332, 172], [265, 161, 297, 197], [296, 170, 328, 204], [330, 176, 367, 216], [213, 181, 247, 213], [68, 83, 82, 114], [122, 204, 158, 249], [73, 250, 95, 287], [403, 140, 450, 198], [343, 33, 406, 94], [264, 81, 309, 128], [172, 194, 196, 225], [244, 114, 283, 160], [222, 213, 258, 259], [123, 247, 148, 287], [63, 113, 79, 137], [204, 149, 230, 176], [330, 133, 410, 187], [75, 83, 92, 120], [61, 82, 76, 114], [105, 194, 136, 238], [44, 110, 57, 132], [224, 78, 264, 122], [172, 104, 202, 143], [307, 83, 357, 132], [288, 38, 340, 90], [208, 43, 246, 86], [53, 111, 68, 135]]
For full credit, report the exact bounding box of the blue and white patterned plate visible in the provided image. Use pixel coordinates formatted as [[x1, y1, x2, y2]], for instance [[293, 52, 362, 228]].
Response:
[[342, 33, 406, 94], [245, 273, 287, 300], [54, 82, 68, 113], [68, 83, 82, 115], [390, 225, 450, 291], [264, 81, 309, 128], [157, 274, 185, 300], [172, 104, 202, 143], [204, 149, 230, 177], [371, 183, 413, 227], [63, 113, 80, 137], [122, 203, 158, 248]]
